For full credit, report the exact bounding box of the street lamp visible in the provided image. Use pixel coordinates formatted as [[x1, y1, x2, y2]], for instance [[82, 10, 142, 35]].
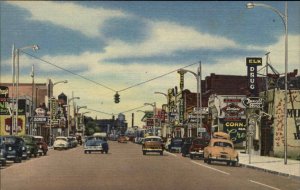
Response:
[[66, 97, 80, 136], [47, 79, 68, 145], [246, 1, 288, 164], [178, 62, 202, 136], [12, 44, 39, 135], [76, 106, 87, 133], [144, 102, 156, 135], [80, 111, 90, 137]]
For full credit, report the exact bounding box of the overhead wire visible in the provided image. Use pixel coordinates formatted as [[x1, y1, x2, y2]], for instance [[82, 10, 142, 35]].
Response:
[[22, 51, 116, 92]]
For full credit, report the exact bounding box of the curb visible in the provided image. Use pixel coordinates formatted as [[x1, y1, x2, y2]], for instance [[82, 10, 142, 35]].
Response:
[[239, 163, 300, 180]]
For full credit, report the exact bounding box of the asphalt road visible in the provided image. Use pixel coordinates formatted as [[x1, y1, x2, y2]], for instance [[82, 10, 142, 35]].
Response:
[[1, 141, 299, 190]]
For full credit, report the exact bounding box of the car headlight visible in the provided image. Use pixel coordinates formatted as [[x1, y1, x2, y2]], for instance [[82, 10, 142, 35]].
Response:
[[22, 147, 25, 151], [0, 150, 3, 156], [39, 145, 42, 149]]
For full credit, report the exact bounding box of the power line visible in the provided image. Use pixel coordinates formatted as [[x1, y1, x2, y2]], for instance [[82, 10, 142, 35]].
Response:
[[118, 62, 197, 92], [86, 108, 113, 116], [23, 50, 197, 94], [22, 51, 117, 92]]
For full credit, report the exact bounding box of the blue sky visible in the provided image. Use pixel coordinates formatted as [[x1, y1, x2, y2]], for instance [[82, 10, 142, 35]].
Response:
[[0, 1, 299, 126]]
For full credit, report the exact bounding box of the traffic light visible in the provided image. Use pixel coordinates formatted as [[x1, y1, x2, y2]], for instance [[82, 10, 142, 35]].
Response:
[[114, 92, 120, 103]]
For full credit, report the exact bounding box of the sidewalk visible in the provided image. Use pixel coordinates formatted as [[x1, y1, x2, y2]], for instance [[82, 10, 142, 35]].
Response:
[[238, 151, 300, 179]]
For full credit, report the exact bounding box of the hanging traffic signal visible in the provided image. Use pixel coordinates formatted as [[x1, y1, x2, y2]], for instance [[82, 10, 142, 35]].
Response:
[[114, 92, 120, 103]]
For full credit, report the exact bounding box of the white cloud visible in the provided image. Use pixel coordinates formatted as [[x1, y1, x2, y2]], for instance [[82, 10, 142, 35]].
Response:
[[7, 1, 129, 38], [101, 21, 238, 59]]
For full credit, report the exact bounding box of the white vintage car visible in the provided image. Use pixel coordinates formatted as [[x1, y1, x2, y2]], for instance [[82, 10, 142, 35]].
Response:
[[53, 136, 69, 150]]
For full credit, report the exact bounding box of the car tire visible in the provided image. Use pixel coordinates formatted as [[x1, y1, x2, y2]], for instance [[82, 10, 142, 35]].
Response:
[[227, 161, 230, 166], [14, 156, 22, 163], [190, 154, 194, 160], [84, 151, 87, 154], [39, 152, 43, 156], [160, 151, 163, 156], [34, 152, 38, 158], [143, 151, 146, 155], [44, 151, 47, 156], [101, 151, 104, 154], [207, 156, 211, 164], [89, 151, 91, 154]]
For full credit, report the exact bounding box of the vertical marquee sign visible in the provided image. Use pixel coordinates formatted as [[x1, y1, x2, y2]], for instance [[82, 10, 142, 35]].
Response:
[[246, 57, 262, 96]]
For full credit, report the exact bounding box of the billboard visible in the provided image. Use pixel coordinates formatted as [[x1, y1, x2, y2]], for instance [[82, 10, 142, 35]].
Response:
[[0, 115, 26, 136]]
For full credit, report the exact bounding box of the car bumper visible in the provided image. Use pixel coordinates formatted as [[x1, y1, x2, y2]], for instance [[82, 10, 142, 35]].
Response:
[[84, 146, 103, 151], [143, 148, 163, 152], [170, 147, 181, 152], [210, 156, 238, 162], [190, 150, 204, 156]]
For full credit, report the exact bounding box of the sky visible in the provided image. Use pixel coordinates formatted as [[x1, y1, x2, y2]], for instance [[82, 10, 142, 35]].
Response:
[[0, 1, 299, 128]]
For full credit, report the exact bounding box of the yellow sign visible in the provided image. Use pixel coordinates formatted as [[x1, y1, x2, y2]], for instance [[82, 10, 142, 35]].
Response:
[[0, 115, 26, 136]]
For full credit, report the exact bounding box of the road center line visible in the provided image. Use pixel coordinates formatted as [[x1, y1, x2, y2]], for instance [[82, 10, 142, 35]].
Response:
[[249, 180, 281, 190], [191, 161, 230, 175]]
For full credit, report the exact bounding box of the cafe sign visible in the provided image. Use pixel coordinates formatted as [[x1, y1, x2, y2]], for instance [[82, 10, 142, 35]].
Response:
[[242, 97, 264, 109]]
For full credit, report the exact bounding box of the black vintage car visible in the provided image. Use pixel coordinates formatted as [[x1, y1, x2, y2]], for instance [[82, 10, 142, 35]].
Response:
[[0, 137, 7, 166], [181, 137, 194, 157], [21, 135, 38, 158], [2, 136, 25, 163], [168, 138, 184, 153]]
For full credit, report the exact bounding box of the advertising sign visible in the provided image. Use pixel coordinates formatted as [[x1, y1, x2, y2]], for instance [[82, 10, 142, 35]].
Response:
[[146, 118, 154, 126], [246, 57, 262, 96], [0, 86, 9, 98], [242, 97, 264, 109], [223, 121, 246, 143], [221, 103, 245, 121], [0, 115, 26, 136]]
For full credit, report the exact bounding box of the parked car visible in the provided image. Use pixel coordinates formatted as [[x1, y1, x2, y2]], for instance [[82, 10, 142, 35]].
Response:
[[53, 136, 69, 150], [117, 135, 128, 143], [142, 136, 164, 156], [109, 134, 118, 141], [1, 136, 24, 163], [84, 139, 109, 154], [203, 138, 239, 166], [67, 136, 78, 148], [20, 135, 39, 158], [189, 137, 210, 159], [181, 137, 194, 157], [168, 138, 183, 153], [33, 136, 48, 156], [0, 137, 7, 166]]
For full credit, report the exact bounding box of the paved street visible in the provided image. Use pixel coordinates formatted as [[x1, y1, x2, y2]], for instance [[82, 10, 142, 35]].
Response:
[[1, 141, 299, 190]]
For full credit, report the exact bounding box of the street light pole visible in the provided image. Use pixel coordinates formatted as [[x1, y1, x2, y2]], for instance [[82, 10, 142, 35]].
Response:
[[178, 61, 202, 136], [81, 111, 90, 137], [67, 97, 80, 136], [246, 1, 288, 164], [12, 44, 39, 135], [76, 106, 87, 134]]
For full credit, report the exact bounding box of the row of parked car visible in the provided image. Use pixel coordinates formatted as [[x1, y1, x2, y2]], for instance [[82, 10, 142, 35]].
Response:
[[53, 136, 81, 150], [0, 135, 48, 166], [164, 132, 239, 166], [132, 132, 238, 166]]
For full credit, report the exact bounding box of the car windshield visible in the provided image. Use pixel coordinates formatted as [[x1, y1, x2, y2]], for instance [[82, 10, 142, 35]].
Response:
[[3, 137, 16, 144], [213, 141, 233, 148], [194, 139, 209, 145], [145, 138, 161, 142], [173, 139, 183, 145], [56, 137, 67, 141], [22, 136, 32, 143], [86, 140, 103, 146], [35, 138, 42, 142]]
